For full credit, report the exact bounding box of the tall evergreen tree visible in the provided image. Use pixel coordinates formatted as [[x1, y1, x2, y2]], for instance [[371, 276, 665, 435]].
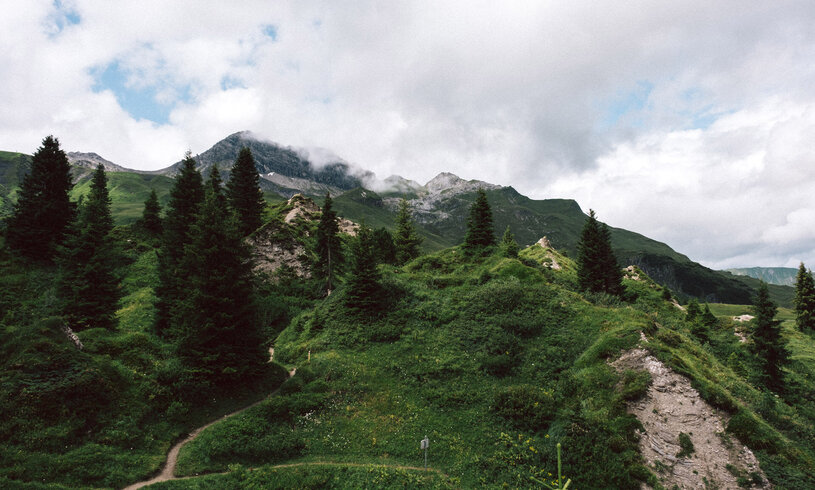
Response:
[[314, 193, 342, 292], [226, 147, 266, 236], [154, 152, 204, 338], [393, 199, 422, 265], [686, 299, 701, 322], [174, 170, 266, 396], [57, 164, 119, 330], [751, 282, 788, 393], [137, 189, 162, 237], [372, 227, 397, 265], [5, 135, 75, 261], [464, 188, 495, 253], [576, 210, 623, 296], [794, 262, 815, 333], [500, 225, 519, 258], [345, 222, 382, 309]]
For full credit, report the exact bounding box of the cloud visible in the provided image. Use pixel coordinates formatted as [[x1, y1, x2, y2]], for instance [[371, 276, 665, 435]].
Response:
[[2, 1, 815, 267]]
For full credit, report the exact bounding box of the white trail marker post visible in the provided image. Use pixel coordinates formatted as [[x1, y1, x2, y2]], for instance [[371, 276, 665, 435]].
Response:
[[420, 436, 429, 471]]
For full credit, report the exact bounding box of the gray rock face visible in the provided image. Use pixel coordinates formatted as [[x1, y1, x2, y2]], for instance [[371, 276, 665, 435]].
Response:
[[67, 152, 133, 172]]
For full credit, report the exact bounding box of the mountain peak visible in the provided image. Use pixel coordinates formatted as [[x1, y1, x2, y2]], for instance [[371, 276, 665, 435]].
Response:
[[425, 172, 502, 195]]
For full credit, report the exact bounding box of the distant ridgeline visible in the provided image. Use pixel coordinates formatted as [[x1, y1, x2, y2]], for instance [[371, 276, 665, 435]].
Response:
[[726, 267, 799, 287], [0, 132, 794, 306]]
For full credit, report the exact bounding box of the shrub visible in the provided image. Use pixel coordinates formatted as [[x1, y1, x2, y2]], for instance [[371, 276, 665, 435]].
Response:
[[492, 385, 557, 431]]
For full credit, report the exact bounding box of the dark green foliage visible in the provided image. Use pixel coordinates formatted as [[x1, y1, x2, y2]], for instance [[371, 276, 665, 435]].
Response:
[[677, 432, 695, 458], [463, 188, 495, 253], [154, 152, 204, 338], [344, 223, 382, 310], [313, 193, 342, 292], [794, 263, 815, 333], [491, 385, 556, 431], [5, 136, 75, 261], [393, 198, 422, 264], [576, 210, 623, 296], [226, 147, 266, 236], [137, 189, 162, 237], [686, 299, 701, 322], [661, 287, 672, 301], [751, 282, 788, 393], [500, 225, 519, 258], [701, 304, 717, 327], [619, 369, 651, 401], [372, 227, 397, 264], [56, 165, 120, 330], [173, 170, 267, 397]]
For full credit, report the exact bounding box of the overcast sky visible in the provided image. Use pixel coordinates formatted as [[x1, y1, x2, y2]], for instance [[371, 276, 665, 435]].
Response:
[[3, 1, 815, 270]]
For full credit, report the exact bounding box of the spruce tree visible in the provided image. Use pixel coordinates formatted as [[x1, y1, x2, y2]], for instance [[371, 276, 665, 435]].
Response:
[[138, 189, 162, 237], [226, 147, 266, 236], [6, 135, 75, 261], [751, 282, 788, 393], [154, 152, 204, 338], [175, 170, 266, 396], [794, 262, 815, 333], [345, 222, 381, 309], [314, 193, 342, 292], [372, 227, 397, 265], [500, 225, 519, 258], [464, 188, 495, 253], [57, 164, 119, 330], [686, 299, 701, 322], [393, 199, 422, 265], [577, 210, 623, 296]]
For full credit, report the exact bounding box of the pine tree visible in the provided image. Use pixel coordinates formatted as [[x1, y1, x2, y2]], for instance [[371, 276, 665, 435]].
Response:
[[794, 262, 815, 333], [686, 299, 701, 322], [345, 222, 381, 309], [372, 227, 397, 265], [226, 147, 266, 236], [6, 135, 75, 261], [138, 189, 162, 237], [393, 199, 422, 265], [57, 164, 120, 330], [576, 210, 623, 296], [464, 188, 495, 253], [174, 170, 266, 396], [154, 152, 204, 338], [751, 282, 788, 393], [314, 193, 342, 292], [500, 225, 519, 258], [701, 304, 718, 328]]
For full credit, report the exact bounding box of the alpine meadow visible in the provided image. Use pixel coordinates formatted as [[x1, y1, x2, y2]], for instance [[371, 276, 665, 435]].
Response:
[[3, 3, 815, 489]]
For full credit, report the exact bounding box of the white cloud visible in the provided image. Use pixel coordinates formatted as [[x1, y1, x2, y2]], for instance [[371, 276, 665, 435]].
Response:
[[2, 1, 815, 267]]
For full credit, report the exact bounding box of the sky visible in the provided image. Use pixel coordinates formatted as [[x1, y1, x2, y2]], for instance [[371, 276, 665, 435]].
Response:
[[2, 1, 815, 270]]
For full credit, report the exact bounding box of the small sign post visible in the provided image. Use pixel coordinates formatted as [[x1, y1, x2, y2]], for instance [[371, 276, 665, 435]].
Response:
[[420, 436, 429, 471]]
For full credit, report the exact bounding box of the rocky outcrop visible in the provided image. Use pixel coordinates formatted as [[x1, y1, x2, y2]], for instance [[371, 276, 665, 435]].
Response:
[[612, 348, 768, 490]]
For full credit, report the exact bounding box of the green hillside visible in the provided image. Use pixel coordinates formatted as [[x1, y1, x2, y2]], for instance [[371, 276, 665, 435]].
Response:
[[2, 196, 815, 488], [70, 172, 176, 224], [0, 151, 31, 217]]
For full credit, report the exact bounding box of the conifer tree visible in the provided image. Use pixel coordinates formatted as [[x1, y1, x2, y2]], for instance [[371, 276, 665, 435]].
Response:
[[314, 193, 342, 292], [6, 135, 75, 261], [138, 189, 162, 237], [175, 170, 265, 395], [393, 199, 422, 264], [794, 262, 815, 333], [373, 227, 397, 265], [464, 188, 495, 253], [501, 225, 519, 258], [701, 304, 718, 328], [57, 164, 119, 330], [226, 147, 266, 236], [686, 299, 701, 322], [154, 152, 204, 338], [345, 222, 381, 309], [751, 282, 788, 393], [576, 210, 623, 296]]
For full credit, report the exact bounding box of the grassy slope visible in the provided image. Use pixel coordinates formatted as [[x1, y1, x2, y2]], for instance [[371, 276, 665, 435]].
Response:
[[0, 234, 289, 489], [169, 243, 815, 488]]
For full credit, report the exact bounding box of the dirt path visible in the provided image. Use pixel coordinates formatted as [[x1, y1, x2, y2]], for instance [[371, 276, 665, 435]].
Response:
[[123, 369, 296, 490], [266, 461, 446, 475], [612, 348, 768, 489]]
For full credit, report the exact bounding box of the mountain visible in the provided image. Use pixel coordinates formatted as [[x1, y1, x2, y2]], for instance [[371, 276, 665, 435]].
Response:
[[160, 131, 374, 198], [66, 152, 135, 173], [726, 267, 799, 286]]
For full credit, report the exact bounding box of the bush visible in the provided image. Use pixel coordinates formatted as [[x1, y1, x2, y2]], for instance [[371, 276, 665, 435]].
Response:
[[492, 385, 558, 431], [619, 369, 651, 401]]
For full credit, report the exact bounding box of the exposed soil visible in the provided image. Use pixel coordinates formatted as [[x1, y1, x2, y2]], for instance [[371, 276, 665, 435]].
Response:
[[612, 348, 768, 489]]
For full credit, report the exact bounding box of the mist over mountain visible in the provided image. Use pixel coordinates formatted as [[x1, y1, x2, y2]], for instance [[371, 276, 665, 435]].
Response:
[[726, 267, 799, 287]]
